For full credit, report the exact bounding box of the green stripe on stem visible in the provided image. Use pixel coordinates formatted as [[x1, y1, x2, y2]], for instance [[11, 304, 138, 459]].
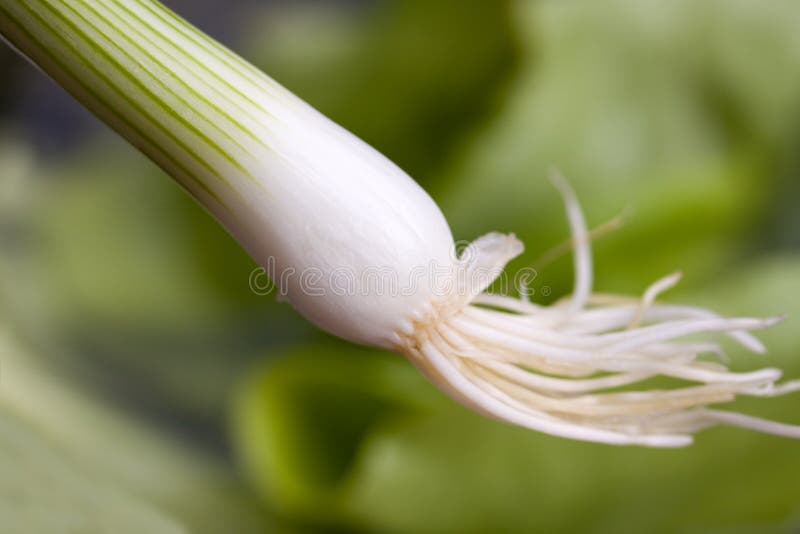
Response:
[[0, 0, 281, 205]]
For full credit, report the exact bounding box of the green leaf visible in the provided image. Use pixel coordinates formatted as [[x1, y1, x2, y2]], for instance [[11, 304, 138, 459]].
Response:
[[242, 0, 519, 181], [0, 326, 273, 534], [436, 0, 800, 297], [0, 413, 186, 534], [232, 342, 439, 526]]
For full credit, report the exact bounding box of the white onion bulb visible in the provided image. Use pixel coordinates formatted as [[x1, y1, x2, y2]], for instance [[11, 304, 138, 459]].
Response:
[[2, 0, 798, 447]]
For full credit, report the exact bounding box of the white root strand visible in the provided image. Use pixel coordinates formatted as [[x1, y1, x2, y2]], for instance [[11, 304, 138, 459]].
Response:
[[402, 176, 799, 446]]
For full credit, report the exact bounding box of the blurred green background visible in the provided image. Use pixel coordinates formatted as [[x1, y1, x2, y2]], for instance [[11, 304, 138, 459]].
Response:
[[1, 0, 799, 532]]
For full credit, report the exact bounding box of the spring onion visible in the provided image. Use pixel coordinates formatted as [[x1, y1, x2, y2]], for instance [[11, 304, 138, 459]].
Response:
[[1, 0, 798, 447]]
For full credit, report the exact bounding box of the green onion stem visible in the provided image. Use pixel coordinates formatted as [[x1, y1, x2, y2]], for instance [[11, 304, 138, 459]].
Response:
[[0, 0, 279, 207]]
